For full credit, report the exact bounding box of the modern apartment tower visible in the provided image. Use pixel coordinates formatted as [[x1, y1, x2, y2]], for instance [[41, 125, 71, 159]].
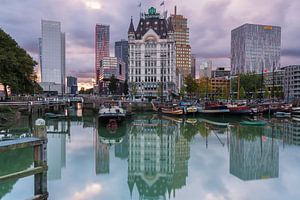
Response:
[[231, 23, 281, 75], [283, 65, 300, 102], [39, 20, 66, 94], [115, 40, 129, 79], [128, 7, 177, 99], [95, 24, 110, 83], [169, 6, 191, 79]]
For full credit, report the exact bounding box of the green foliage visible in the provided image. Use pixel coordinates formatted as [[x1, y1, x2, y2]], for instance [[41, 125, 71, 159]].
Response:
[[239, 86, 246, 99], [157, 82, 163, 98], [79, 87, 93, 94], [264, 88, 270, 99], [123, 79, 129, 95], [196, 77, 212, 98], [108, 74, 118, 94], [184, 75, 197, 96], [0, 28, 39, 98], [232, 73, 262, 98], [130, 83, 138, 97], [179, 87, 185, 98]]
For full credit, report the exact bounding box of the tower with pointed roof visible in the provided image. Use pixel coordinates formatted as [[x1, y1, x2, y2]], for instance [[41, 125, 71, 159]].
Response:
[[127, 7, 177, 100]]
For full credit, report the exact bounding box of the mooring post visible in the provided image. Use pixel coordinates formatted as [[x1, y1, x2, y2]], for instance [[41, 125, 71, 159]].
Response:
[[33, 118, 48, 198]]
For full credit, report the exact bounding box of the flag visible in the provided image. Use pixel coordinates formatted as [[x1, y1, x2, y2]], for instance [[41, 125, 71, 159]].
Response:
[[138, 2, 141, 7], [160, 1, 165, 6]]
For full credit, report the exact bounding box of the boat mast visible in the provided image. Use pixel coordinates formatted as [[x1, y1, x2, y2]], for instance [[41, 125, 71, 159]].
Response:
[[272, 61, 275, 103], [237, 74, 240, 100], [260, 61, 264, 103]]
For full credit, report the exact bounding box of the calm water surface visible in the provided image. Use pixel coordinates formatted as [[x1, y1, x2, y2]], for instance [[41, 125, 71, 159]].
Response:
[[1, 111, 300, 200]]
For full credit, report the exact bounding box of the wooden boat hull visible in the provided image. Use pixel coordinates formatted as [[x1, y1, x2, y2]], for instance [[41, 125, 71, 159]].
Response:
[[161, 108, 184, 115]]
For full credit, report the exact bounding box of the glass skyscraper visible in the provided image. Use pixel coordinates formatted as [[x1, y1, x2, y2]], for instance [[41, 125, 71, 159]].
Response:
[[115, 39, 129, 79], [95, 24, 110, 83], [231, 23, 281, 75], [39, 20, 66, 94]]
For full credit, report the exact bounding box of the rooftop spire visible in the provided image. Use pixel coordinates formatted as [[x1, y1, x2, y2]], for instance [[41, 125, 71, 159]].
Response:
[[128, 17, 135, 34]]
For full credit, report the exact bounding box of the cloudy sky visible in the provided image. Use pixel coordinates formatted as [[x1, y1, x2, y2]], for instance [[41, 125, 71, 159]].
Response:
[[1, 0, 300, 88]]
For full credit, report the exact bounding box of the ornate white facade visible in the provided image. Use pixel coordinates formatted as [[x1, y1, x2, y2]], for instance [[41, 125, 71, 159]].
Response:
[[128, 7, 177, 99]]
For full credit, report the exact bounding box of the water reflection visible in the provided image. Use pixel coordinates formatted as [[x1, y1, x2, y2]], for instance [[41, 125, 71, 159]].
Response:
[[2, 112, 300, 199], [46, 119, 69, 180], [229, 125, 279, 181], [127, 115, 189, 199], [95, 120, 127, 174], [0, 148, 33, 199]]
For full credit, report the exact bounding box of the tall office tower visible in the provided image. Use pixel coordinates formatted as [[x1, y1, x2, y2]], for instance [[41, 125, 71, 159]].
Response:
[[169, 6, 191, 80], [115, 39, 129, 79], [39, 20, 66, 94], [231, 23, 281, 75], [95, 24, 110, 83], [128, 7, 177, 99]]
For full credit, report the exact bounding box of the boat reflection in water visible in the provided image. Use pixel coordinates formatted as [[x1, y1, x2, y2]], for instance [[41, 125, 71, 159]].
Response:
[[229, 125, 280, 181], [95, 118, 127, 174], [127, 114, 190, 199]]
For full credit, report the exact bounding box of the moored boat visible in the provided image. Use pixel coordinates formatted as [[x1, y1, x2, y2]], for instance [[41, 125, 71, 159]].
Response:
[[161, 106, 184, 115], [200, 119, 229, 127], [186, 106, 198, 114], [292, 107, 300, 115], [292, 117, 300, 122], [274, 112, 291, 118], [98, 105, 126, 123], [240, 120, 267, 126], [227, 104, 252, 115], [200, 102, 230, 114]]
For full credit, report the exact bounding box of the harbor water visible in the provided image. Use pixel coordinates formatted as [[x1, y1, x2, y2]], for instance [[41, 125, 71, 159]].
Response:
[[1, 110, 300, 200]]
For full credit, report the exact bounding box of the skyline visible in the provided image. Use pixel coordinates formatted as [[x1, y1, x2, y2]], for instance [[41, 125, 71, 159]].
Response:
[[1, 0, 300, 88]]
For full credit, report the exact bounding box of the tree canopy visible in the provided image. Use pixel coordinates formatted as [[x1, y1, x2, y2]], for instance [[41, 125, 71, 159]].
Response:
[[108, 74, 118, 94], [231, 73, 262, 99], [0, 28, 41, 98], [184, 75, 198, 96]]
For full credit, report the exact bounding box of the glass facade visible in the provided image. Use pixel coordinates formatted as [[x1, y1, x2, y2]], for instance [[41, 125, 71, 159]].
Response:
[[115, 40, 129, 79], [231, 24, 281, 75], [40, 20, 66, 94], [95, 24, 110, 83]]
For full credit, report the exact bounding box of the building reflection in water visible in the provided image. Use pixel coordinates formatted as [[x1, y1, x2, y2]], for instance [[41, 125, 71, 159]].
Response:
[[281, 120, 300, 146], [46, 119, 70, 180], [127, 115, 190, 199], [229, 125, 279, 181]]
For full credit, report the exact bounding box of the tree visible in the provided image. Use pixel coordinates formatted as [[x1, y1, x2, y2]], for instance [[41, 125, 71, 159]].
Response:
[[196, 77, 212, 98], [0, 28, 39, 99], [239, 86, 246, 99], [123, 79, 129, 95], [130, 83, 138, 99], [264, 88, 270, 99], [231, 73, 261, 98], [108, 74, 118, 94], [179, 87, 185, 99], [184, 75, 197, 97]]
